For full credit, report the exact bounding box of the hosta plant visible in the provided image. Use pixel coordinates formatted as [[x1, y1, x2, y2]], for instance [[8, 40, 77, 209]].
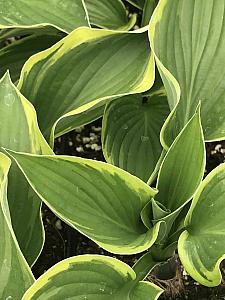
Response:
[[1, 0, 225, 299]]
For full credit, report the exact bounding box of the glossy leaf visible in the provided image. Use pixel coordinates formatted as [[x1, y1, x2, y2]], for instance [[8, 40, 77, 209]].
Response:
[[0, 153, 34, 299], [18, 27, 155, 142], [0, 34, 61, 83], [85, 0, 136, 30], [22, 255, 163, 300], [155, 109, 205, 212], [0, 0, 89, 33], [126, 0, 145, 10], [102, 88, 169, 182], [150, 0, 225, 147], [7, 151, 164, 255], [179, 163, 225, 287], [0, 72, 52, 265]]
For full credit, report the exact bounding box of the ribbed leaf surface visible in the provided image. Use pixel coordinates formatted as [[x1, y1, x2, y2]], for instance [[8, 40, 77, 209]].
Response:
[[0, 73, 52, 265], [102, 89, 169, 182], [155, 109, 205, 212], [179, 163, 225, 287], [150, 0, 225, 146], [22, 255, 163, 299], [18, 27, 154, 141], [85, 0, 136, 30], [0, 153, 34, 299], [7, 151, 162, 255], [0, 0, 89, 33], [142, 0, 158, 26], [0, 34, 61, 82]]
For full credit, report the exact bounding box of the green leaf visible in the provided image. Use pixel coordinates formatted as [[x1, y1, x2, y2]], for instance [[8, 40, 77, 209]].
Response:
[[0, 72, 53, 265], [0, 152, 34, 299], [102, 88, 169, 182], [178, 163, 225, 287], [0, 34, 61, 83], [54, 102, 105, 138], [85, 0, 137, 30], [155, 108, 205, 212], [6, 151, 164, 255], [0, 26, 65, 42], [133, 251, 163, 282], [21, 255, 163, 300], [149, 0, 225, 147], [126, 0, 145, 10], [0, 0, 89, 33], [18, 27, 155, 143], [141, 0, 158, 26]]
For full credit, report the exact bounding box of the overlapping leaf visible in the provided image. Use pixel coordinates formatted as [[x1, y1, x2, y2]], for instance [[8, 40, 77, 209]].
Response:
[[0, 34, 61, 83], [142, 0, 158, 26], [102, 88, 169, 182], [85, 0, 136, 30], [22, 255, 163, 299], [149, 0, 225, 147], [0, 72, 53, 265], [0, 153, 34, 299], [7, 151, 165, 255], [0, 0, 89, 33], [146, 109, 206, 240], [127, 0, 145, 10], [155, 109, 205, 212], [18, 27, 155, 143], [179, 163, 225, 287]]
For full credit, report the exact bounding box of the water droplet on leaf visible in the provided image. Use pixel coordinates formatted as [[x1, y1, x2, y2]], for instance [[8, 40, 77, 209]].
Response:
[[141, 136, 149, 142]]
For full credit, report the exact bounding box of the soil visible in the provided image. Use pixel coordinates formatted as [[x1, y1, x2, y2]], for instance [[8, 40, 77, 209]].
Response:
[[32, 119, 225, 300]]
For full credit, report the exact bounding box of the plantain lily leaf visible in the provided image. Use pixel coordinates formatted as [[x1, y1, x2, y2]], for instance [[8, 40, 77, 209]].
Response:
[[85, 0, 137, 30], [0, 153, 34, 299], [102, 88, 169, 182], [6, 151, 165, 255], [0, 26, 65, 42], [149, 0, 225, 147], [0, 0, 89, 33], [178, 163, 225, 287], [155, 108, 205, 213], [0, 34, 61, 83], [22, 255, 163, 300], [18, 27, 155, 144], [126, 0, 145, 10], [141, 0, 158, 26], [0, 72, 53, 265], [55, 102, 105, 138]]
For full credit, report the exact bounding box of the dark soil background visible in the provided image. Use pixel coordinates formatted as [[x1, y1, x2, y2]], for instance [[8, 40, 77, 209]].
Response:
[[31, 119, 225, 300]]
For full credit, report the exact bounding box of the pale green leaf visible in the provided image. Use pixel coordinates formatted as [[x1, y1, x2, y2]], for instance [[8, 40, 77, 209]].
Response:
[[0, 0, 89, 33], [85, 0, 136, 30], [6, 151, 163, 255], [149, 0, 225, 147], [0, 72, 53, 265], [178, 163, 225, 287], [102, 88, 169, 182], [18, 27, 155, 143], [0, 152, 34, 299], [22, 255, 163, 300]]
